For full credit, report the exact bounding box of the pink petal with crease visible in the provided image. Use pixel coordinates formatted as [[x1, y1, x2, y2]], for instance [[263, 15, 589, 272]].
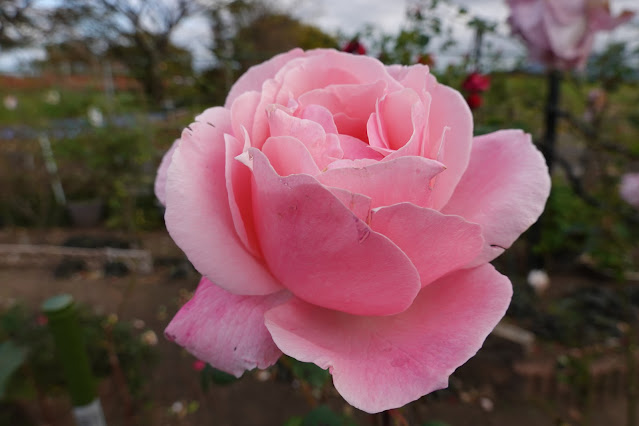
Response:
[[296, 104, 339, 134], [249, 148, 421, 316], [339, 134, 384, 161], [165, 277, 289, 377], [370, 202, 484, 287], [261, 136, 321, 177], [442, 129, 550, 265], [325, 186, 372, 222], [224, 134, 260, 256], [264, 264, 512, 413], [317, 156, 445, 209], [165, 109, 281, 295]]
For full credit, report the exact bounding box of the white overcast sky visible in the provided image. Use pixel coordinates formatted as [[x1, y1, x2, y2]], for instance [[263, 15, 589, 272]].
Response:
[[180, 0, 639, 71], [1, 0, 638, 72]]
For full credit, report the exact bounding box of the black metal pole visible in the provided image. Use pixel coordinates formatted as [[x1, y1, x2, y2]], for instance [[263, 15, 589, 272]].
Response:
[[529, 69, 561, 270], [542, 69, 561, 173]]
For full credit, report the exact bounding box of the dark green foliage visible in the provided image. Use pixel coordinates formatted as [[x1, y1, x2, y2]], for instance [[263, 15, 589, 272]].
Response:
[[284, 405, 356, 426], [0, 303, 156, 402], [199, 364, 238, 391]]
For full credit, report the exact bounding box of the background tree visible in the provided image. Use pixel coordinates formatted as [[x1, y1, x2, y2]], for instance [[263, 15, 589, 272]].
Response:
[[207, 0, 337, 100], [62, 0, 202, 105], [0, 0, 36, 49]]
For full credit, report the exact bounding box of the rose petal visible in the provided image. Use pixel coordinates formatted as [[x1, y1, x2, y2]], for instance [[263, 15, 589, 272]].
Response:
[[225, 134, 260, 256], [325, 186, 372, 222], [317, 156, 445, 209], [261, 136, 321, 177], [339, 134, 384, 161], [231, 91, 261, 144], [267, 108, 343, 170], [274, 50, 401, 104], [442, 130, 550, 265], [225, 48, 305, 108], [427, 83, 473, 210], [264, 264, 512, 413], [298, 80, 388, 140], [377, 88, 422, 151], [165, 277, 289, 377], [370, 202, 484, 287], [296, 104, 339, 134], [165, 108, 281, 295], [154, 139, 180, 206], [248, 148, 421, 316]]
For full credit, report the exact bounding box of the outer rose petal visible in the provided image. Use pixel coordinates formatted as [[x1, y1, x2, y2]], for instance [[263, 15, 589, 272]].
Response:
[[264, 264, 513, 413], [248, 148, 421, 316], [154, 139, 179, 206], [427, 83, 474, 210], [224, 48, 305, 108], [165, 277, 289, 377], [165, 108, 282, 295], [370, 203, 484, 287], [442, 130, 550, 264]]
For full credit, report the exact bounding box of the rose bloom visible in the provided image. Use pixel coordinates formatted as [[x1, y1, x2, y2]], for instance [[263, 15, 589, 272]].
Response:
[[620, 173, 639, 208], [156, 48, 550, 413], [461, 72, 491, 93], [507, 0, 634, 70]]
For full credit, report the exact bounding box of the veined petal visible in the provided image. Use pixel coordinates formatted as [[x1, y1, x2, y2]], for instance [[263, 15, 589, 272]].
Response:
[[165, 108, 282, 295], [265, 264, 512, 413], [165, 277, 289, 377], [442, 130, 550, 265], [249, 148, 421, 316]]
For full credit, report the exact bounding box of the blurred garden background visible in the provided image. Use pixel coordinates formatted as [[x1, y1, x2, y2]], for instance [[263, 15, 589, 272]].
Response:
[[2, 0, 639, 425]]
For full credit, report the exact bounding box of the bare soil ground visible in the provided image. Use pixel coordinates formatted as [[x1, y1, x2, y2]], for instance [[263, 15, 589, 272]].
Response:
[[0, 228, 635, 426]]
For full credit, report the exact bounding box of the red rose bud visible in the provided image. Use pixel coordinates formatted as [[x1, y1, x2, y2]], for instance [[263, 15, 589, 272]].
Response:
[[466, 92, 483, 110], [192, 360, 206, 372], [343, 39, 366, 55], [462, 72, 491, 93]]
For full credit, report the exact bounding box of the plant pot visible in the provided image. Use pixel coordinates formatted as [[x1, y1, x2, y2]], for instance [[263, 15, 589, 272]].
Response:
[[67, 199, 103, 228]]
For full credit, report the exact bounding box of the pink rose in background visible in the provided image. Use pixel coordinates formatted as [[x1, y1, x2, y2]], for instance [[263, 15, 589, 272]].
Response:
[[620, 173, 639, 208], [507, 0, 635, 70], [155, 48, 551, 413]]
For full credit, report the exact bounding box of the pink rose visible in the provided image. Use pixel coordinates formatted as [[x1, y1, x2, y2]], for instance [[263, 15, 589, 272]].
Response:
[[156, 48, 550, 413], [620, 173, 639, 208], [507, 0, 634, 70]]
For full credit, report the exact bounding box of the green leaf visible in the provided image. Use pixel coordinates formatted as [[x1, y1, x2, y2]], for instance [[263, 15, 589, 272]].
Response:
[[285, 357, 330, 388], [283, 416, 303, 426], [302, 406, 343, 426], [200, 364, 238, 391], [0, 341, 28, 399]]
